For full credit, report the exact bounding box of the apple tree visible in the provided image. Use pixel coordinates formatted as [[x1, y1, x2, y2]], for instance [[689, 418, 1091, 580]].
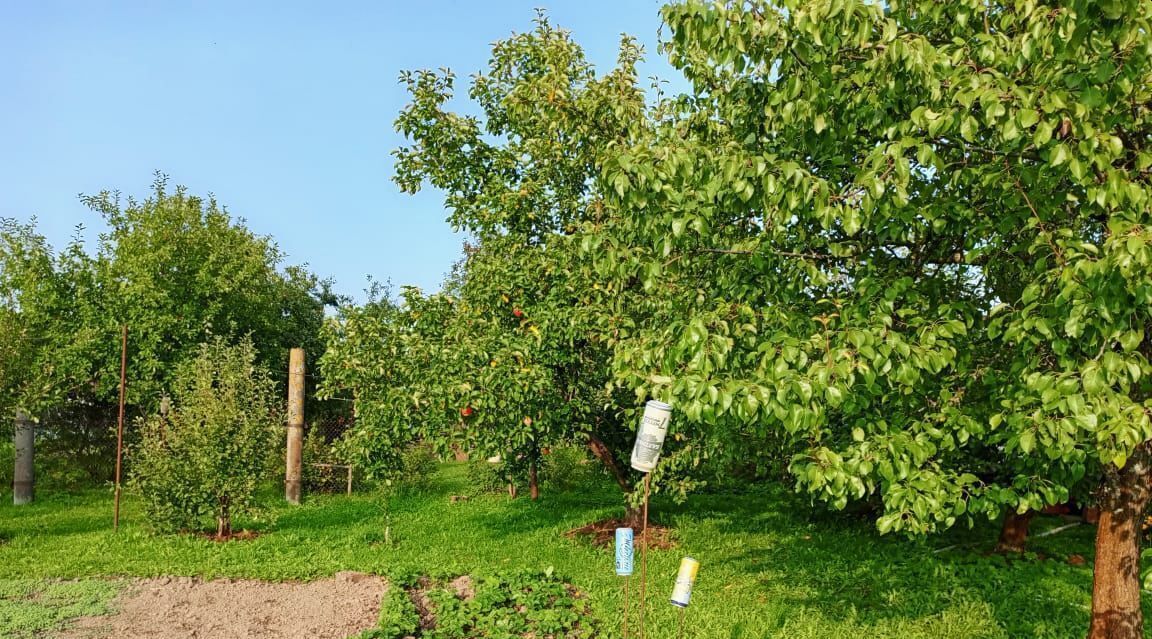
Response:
[[1, 176, 336, 484], [322, 14, 695, 513]]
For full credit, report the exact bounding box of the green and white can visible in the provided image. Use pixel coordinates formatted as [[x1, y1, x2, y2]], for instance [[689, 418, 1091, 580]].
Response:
[[630, 400, 672, 473]]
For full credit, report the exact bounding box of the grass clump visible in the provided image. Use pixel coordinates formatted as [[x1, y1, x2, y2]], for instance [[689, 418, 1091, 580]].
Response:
[[0, 578, 120, 638]]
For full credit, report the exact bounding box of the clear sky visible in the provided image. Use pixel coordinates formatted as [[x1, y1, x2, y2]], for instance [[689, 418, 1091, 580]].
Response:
[[1, 0, 679, 300]]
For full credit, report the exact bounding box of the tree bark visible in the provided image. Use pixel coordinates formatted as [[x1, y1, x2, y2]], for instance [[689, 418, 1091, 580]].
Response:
[[1088, 447, 1152, 639], [623, 505, 644, 528], [994, 510, 1034, 554], [587, 433, 630, 492], [217, 496, 231, 539], [528, 460, 539, 500]]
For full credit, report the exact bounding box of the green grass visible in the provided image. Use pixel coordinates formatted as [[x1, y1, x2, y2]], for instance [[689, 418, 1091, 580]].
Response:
[[0, 578, 120, 638], [0, 464, 1138, 638]]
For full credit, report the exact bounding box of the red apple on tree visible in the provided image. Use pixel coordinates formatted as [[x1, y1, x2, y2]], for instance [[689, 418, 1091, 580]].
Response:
[[513, 308, 524, 318], [460, 406, 474, 417]]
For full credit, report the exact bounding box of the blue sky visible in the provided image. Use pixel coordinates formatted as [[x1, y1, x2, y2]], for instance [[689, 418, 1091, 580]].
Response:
[[1, 0, 679, 300]]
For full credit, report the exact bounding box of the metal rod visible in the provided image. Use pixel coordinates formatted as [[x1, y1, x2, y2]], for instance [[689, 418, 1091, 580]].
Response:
[[113, 325, 127, 531], [639, 473, 650, 639], [677, 605, 686, 639], [623, 574, 631, 639]]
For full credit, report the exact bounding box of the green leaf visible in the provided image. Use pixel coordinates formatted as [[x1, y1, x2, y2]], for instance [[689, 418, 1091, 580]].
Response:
[[1017, 109, 1040, 128]]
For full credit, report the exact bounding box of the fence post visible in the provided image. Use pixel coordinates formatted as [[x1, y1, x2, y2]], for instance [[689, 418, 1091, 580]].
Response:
[[13, 409, 34, 505], [285, 348, 305, 504]]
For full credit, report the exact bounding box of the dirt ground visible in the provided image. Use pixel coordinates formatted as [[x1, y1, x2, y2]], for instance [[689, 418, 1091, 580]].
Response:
[[57, 572, 386, 639]]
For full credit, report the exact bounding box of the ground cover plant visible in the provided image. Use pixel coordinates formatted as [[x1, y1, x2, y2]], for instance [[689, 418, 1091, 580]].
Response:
[[372, 571, 596, 639], [0, 464, 1139, 638], [0, 578, 119, 639]]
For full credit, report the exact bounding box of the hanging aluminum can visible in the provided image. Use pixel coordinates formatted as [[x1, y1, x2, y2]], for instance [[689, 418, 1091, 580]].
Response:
[[630, 400, 672, 472], [614, 527, 634, 576], [670, 556, 700, 608]]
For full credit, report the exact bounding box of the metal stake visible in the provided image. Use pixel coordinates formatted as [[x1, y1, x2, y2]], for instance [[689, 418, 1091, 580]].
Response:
[[622, 574, 631, 639], [639, 473, 650, 639], [113, 325, 127, 531]]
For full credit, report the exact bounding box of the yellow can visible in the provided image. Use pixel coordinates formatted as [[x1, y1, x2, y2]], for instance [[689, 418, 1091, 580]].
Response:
[[670, 556, 700, 607]]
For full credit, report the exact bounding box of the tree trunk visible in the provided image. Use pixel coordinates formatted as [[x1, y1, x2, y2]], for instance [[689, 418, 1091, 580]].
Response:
[[508, 483, 518, 499], [587, 433, 630, 492], [528, 460, 539, 500], [1088, 448, 1152, 639], [217, 497, 231, 539], [623, 505, 644, 528], [587, 433, 641, 525], [994, 510, 1034, 554]]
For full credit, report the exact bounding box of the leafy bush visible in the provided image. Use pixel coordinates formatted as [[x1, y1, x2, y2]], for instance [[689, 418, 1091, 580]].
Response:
[[396, 442, 439, 490], [130, 337, 280, 536], [0, 439, 12, 500], [464, 458, 519, 496], [541, 445, 603, 492]]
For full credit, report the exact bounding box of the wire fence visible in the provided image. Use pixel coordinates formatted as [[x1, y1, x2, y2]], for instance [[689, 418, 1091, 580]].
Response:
[[302, 400, 358, 494]]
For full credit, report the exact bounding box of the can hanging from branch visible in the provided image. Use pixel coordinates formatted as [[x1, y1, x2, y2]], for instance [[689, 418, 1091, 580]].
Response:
[[630, 400, 672, 473], [615, 527, 634, 576], [670, 556, 699, 608]]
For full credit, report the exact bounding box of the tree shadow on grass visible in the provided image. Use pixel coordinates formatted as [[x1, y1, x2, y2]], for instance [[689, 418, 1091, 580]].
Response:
[[699, 503, 1102, 637]]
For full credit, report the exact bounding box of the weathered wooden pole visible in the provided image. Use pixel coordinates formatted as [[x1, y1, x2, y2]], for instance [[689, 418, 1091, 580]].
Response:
[[285, 348, 305, 504], [12, 409, 34, 505], [113, 325, 127, 530]]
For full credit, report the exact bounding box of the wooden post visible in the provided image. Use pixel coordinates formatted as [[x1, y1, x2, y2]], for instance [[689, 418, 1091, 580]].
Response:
[[113, 325, 127, 530], [12, 409, 33, 505], [285, 348, 305, 504], [346, 465, 353, 496]]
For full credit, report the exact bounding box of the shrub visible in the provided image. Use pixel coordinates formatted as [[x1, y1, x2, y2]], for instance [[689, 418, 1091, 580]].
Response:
[[130, 337, 279, 536], [541, 445, 602, 492], [0, 439, 12, 500], [465, 457, 519, 496], [396, 442, 438, 490]]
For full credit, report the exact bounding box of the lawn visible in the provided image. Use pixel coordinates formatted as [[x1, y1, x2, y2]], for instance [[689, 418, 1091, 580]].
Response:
[[0, 463, 1136, 638]]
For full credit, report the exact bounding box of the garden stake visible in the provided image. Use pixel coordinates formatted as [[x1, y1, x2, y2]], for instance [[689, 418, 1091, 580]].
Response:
[[629, 400, 670, 639], [639, 473, 650, 639], [113, 325, 127, 531], [677, 606, 686, 639], [623, 576, 631, 639]]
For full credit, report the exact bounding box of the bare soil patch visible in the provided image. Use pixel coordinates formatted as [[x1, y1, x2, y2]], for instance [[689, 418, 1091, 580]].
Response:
[[57, 572, 385, 639], [564, 517, 676, 549], [194, 529, 262, 542]]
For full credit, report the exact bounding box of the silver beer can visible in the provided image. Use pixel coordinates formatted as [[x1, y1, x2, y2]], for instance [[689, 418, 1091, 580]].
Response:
[[630, 400, 672, 473]]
